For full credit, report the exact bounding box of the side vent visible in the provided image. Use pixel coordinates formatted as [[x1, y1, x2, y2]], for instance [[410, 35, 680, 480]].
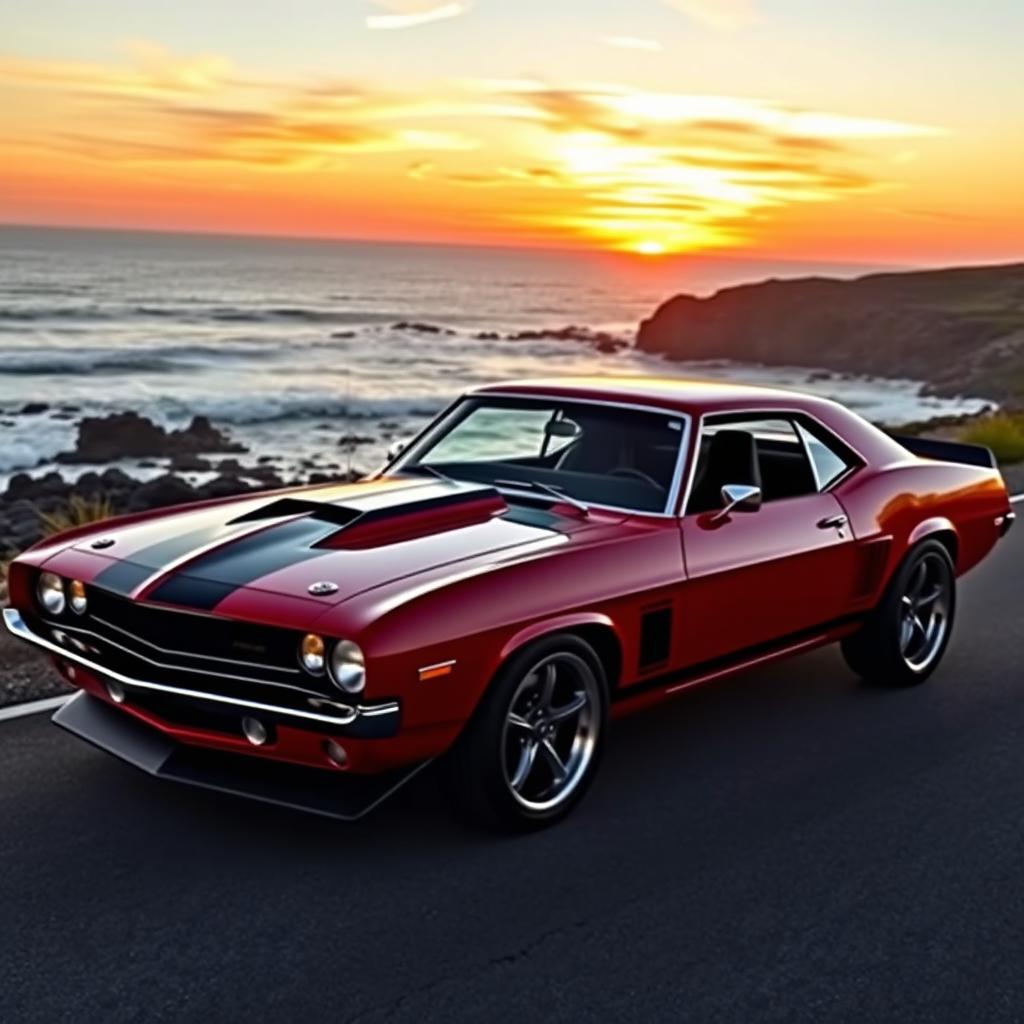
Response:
[[639, 604, 673, 672], [853, 536, 893, 601]]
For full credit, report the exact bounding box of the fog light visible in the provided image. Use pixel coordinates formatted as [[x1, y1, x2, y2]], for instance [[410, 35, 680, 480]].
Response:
[[106, 680, 126, 704], [51, 629, 68, 646], [242, 716, 268, 746], [69, 579, 88, 615], [324, 739, 348, 768], [299, 633, 325, 674]]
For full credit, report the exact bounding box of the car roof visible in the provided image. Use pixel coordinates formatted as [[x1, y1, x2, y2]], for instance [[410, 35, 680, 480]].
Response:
[[469, 375, 839, 417]]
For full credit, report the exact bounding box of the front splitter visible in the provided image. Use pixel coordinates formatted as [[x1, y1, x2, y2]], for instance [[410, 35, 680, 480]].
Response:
[[53, 692, 430, 821]]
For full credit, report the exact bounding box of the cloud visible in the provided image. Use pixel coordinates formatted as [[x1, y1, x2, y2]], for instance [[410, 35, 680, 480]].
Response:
[[602, 36, 663, 52], [365, 2, 469, 30], [0, 47, 947, 253], [661, 0, 757, 31]]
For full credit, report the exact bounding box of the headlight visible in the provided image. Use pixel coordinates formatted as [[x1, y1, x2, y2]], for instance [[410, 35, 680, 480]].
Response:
[[329, 640, 365, 695], [68, 579, 88, 615], [299, 633, 325, 674], [37, 572, 66, 615]]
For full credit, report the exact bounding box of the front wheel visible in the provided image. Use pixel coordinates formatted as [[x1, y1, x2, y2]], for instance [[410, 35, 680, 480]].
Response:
[[444, 634, 608, 831], [841, 539, 956, 687]]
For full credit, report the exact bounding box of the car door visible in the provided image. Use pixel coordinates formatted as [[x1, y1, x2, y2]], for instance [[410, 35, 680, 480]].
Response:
[[677, 414, 858, 668]]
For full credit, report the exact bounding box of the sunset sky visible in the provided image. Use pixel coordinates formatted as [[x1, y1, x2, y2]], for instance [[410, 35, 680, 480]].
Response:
[[2, 0, 1022, 261]]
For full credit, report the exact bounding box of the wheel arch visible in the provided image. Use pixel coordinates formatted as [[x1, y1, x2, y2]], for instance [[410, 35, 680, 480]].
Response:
[[498, 613, 624, 689], [907, 517, 959, 570]]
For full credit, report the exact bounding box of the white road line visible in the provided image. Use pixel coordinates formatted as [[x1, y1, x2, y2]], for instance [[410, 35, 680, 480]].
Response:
[[1011, 493, 1024, 505], [0, 694, 69, 723]]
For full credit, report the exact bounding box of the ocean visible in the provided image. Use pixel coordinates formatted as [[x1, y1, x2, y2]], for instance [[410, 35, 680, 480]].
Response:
[[0, 226, 989, 487]]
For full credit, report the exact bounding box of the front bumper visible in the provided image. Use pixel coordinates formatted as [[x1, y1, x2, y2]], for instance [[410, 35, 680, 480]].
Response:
[[3, 607, 400, 740], [53, 691, 429, 821]]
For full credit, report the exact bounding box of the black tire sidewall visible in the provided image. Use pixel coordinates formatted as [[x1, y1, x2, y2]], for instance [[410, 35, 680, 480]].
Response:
[[448, 633, 609, 831], [845, 538, 956, 687]]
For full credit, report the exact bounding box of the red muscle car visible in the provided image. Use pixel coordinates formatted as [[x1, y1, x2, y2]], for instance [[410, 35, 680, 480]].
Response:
[[4, 378, 1015, 829]]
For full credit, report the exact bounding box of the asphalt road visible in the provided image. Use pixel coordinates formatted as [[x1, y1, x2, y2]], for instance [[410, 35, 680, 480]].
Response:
[[1, 521, 1022, 1024]]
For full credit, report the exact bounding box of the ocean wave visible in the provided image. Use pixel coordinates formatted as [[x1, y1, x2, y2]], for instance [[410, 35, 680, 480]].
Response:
[[159, 393, 445, 426], [0, 343, 279, 376]]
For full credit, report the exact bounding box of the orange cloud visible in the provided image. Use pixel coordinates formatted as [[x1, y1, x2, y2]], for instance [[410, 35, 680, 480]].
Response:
[[0, 45, 949, 254]]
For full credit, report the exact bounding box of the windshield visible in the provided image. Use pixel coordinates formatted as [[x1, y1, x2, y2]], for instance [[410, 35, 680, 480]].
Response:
[[393, 395, 687, 513]]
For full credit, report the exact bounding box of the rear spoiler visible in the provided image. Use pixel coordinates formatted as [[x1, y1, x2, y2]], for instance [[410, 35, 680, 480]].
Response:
[[888, 433, 997, 469]]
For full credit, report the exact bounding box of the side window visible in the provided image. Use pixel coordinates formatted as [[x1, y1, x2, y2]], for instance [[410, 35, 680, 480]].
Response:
[[687, 415, 818, 512], [795, 421, 854, 490]]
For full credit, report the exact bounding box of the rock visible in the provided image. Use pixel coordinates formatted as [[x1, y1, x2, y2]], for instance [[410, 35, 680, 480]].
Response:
[[215, 458, 247, 475], [19, 402, 49, 415], [393, 321, 455, 336], [127, 474, 198, 512], [635, 263, 1024, 404], [198, 475, 252, 500], [257, 455, 279, 464], [4, 473, 35, 500], [331, 330, 356, 339], [474, 331, 500, 340], [338, 433, 375, 447], [168, 453, 213, 472], [99, 467, 136, 492], [73, 471, 104, 495], [245, 467, 284, 487], [504, 325, 627, 353], [56, 411, 246, 465]]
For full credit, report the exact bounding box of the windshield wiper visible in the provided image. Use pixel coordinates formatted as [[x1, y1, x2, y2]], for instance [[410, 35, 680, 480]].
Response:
[[493, 478, 590, 516]]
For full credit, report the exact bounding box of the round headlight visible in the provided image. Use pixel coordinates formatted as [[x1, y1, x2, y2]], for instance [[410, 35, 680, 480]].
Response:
[[37, 572, 66, 616], [329, 640, 365, 695], [299, 633, 326, 674], [69, 579, 88, 615]]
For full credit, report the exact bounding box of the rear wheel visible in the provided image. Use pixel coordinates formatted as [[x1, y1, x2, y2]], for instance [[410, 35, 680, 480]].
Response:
[[444, 634, 608, 831], [841, 539, 956, 687]]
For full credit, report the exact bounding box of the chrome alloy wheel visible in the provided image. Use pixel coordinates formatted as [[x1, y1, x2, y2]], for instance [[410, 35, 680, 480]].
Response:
[[898, 551, 952, 673], [501, 652, 601, 813]]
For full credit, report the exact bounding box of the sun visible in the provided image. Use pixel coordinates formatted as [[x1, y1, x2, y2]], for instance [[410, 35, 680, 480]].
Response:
[[631, 240, 666, 256]]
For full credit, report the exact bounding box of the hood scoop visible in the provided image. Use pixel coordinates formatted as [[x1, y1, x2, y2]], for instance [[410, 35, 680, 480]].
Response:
[[228, 484, 508, 550]]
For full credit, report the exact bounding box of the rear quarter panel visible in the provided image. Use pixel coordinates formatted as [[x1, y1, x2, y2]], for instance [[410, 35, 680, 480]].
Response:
[[834, 457, 1010, 602]]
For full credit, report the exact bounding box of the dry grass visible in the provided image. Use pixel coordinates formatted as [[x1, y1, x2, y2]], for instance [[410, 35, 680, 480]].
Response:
[[36, 494, 115, 537], [962, 412, 1024, 464]]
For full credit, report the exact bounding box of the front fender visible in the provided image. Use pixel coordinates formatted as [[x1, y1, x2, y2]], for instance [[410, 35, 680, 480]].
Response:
[[498, 611, 619, 661]]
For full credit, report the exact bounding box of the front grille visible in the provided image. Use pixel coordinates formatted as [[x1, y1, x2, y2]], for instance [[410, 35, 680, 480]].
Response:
[[46, 587, 343, 705]]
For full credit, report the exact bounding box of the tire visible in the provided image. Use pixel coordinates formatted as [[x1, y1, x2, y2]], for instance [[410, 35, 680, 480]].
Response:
[[841, 538, 956, 687], [443, 633, 609, 832]]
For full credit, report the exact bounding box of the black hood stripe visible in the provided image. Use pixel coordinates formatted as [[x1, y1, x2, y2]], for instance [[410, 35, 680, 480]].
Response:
[[93, 522, 239, 596], [145, 517, 337, 610]]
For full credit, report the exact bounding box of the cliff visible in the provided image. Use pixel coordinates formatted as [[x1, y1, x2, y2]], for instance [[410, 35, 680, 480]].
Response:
[[636, 262, 1024, 405]]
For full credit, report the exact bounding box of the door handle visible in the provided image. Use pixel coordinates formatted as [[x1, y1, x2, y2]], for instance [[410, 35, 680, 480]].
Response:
[[817, 514, 848, 530]]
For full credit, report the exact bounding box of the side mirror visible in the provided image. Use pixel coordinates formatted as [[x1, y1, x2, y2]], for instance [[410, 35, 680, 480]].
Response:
[[713, 483, 762, 521], [386, 439, 409, 462]]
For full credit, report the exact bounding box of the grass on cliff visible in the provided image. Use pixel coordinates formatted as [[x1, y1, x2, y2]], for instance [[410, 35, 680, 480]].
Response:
[[37, 494, 115, 537], [962, 412, 1024, 464]]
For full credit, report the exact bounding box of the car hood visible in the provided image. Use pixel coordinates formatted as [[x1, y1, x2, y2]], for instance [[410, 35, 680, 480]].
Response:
[[59, 476, 581, 613]]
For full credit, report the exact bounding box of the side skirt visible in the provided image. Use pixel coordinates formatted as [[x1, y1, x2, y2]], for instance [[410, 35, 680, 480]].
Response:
[[611, 615, 863, 717]]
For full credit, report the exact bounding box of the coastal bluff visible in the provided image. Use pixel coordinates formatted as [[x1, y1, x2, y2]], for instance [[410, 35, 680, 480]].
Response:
[[637, 262, 1024, 406]]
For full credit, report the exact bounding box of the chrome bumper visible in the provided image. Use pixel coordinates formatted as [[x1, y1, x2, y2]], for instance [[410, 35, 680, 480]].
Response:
[[3, 607, 400, 738]]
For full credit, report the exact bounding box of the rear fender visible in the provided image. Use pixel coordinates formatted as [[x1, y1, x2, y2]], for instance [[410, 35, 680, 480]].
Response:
[[908, 516, 958, 567]]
